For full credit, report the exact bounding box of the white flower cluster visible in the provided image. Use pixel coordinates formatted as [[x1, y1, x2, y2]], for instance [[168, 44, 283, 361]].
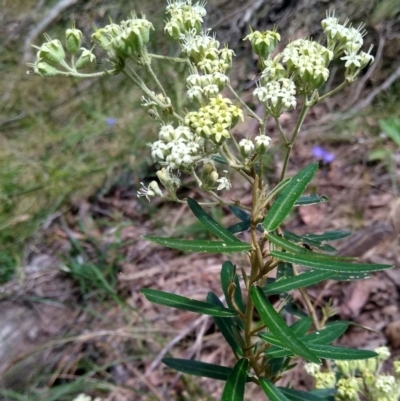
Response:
[[321, 12, 374, 79], [165, 1, 234, 103], [282, 39, 332, 91], [149, 124, 202, 170], [254, 78, 296, 117], [165, 0, 207, 39], [186, 72, 229, 102]]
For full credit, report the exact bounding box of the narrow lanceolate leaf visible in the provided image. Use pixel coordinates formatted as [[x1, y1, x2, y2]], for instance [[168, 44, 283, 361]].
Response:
[[266, 343, 378, 360], [264, 177, 292, 203], [282, 231, 338, 254], [263, 271, 336, 295], [290, 317, 313, 336], [278, 387, 323, 401], [263, 321, 350, 353], [207, 292, 244, 356], [140, 289, 236, 317], [251, 287, 320, 364], [303, 230, 351, 242], [227, 221, 250, 234], [277, 262, 294, 280], [331, 272, 370, 281], [162, 358, 234, 381], [305, 344, 378, 360], [294, 194, 328, 206], [144, 236, 251, 253], [220, 261, 245, 314], [229, 205, 251, 223], [221, 359, 248, 401], [260, 378, 291, 401], [187, 198, 241, 243], [270, 251, 393, 274], [304, 321, 349, 344], [263, 163, 319, 232], [266, 232, 312, 254]]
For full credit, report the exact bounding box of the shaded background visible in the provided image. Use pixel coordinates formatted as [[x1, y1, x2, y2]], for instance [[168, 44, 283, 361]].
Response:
[[1, 0, 400, 400]]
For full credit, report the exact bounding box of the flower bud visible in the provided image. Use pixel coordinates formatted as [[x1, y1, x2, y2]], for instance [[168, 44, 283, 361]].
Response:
[[33, 60, 60, 76], [65, 24, 83, 54], [254, 134, 271, 154], [201, 166, 219, 190], [38, 38, 66, 63], [75, 48, 96, 70], [239, 138, 255, 157], [244, 29, 280, 60], [91, 28, 113, 50]]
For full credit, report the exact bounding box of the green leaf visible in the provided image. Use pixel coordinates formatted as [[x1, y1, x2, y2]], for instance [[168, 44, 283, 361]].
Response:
[[291, 317, 313, 336], [187, 198, 241, 243], [220, 261, 245, 314], [260, 378, 291, 401], [305, 322, 349, 344], [265, 343, 378, 360], [263, 163, 319, 232], [270, 251, 393, 273], [140, 289, 236, 317], [221, 359, 248, 401], [144, 236, 251, 253], [265, 177, 292, 204], [262, 321, 350, 353], [277, 262, 294, 280], [263, 270, 336, 295], [331, 272, 370, 281], [251, 286, 320, 364], [207, 292, 244, 356], [227, 221, 251, 234], [278, 387, 323, 401], [294, 194, 329, 206], [212, 154, 228, 164], [308, 389, 335, 400], [162, 358, 233, 381], [303, 231, 351, 242], [306, 344, 378, 360], [284, 301, 308, 318], [229, 205, 251, 222], [379, 117, 400, 147], [282, 231, 338, 254], [267, 232, 312, 254]]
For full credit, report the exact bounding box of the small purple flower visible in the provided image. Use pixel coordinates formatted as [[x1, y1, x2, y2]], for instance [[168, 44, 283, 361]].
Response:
[[312, 146, 335, 163], [106, 117, 117, 126]]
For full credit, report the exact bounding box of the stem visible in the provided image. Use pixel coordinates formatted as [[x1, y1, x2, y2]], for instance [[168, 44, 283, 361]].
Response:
[[143, 59, 168, 99], [293, 266, 321, 330], [279, 97, 309, 181], [315, 80, 349, 104], [274, 116, 289, 145], [227, 83, 263, 125]]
